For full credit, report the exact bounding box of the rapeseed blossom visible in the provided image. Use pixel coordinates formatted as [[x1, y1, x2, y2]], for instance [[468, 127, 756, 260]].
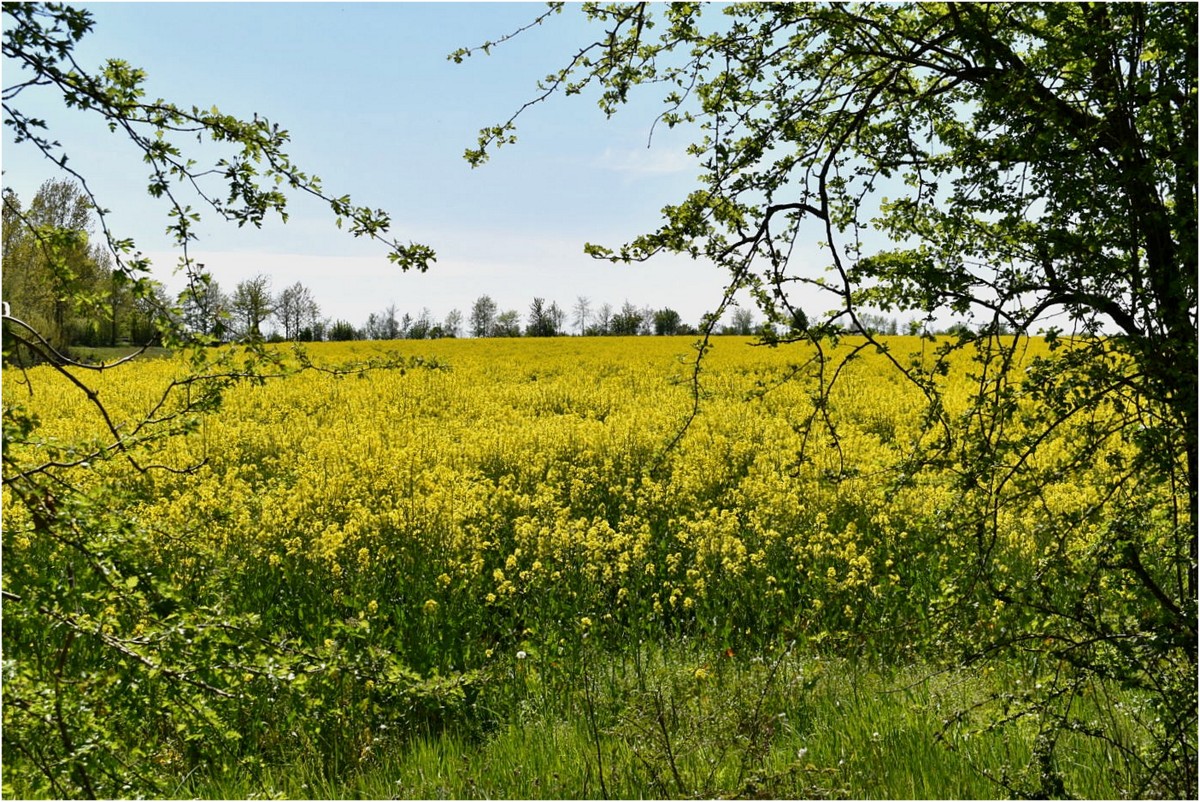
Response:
[[3, 335, 1133, 661]]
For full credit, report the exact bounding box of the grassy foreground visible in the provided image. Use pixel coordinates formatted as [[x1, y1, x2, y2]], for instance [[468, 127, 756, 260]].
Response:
[[180, 643, 1132, 800]]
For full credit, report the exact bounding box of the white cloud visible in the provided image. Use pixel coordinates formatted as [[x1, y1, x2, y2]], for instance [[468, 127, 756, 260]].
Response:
[[595, 145, 695, 176]]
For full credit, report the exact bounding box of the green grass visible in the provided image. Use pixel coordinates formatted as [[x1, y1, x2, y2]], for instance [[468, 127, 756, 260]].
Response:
[[68, 344, 173, 363], [174, 643, 1132, 800]]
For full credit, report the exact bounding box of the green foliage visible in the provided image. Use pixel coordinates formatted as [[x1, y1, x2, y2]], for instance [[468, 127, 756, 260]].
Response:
[[229, 274, 274, 342], [493, 309, 523, 337], [327, 319, 358, 341], [0, 181, 135, 354], [652, 307, 681, 336], [172, 644, 1142, 800], [608, 300, 645, 335], [469, 295, 499, 338], [526, 297, 564, 337]]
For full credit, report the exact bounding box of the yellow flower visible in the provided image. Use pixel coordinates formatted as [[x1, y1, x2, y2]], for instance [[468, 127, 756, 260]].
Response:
[[423, 599, 438, 614]]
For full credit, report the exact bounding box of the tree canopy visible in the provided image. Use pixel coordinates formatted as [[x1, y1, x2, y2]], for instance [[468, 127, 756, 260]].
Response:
[[466, 2, 1197, 796]]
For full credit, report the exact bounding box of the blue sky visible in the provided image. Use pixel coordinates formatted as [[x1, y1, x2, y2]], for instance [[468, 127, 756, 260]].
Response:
[[4, 1, 789, 332]]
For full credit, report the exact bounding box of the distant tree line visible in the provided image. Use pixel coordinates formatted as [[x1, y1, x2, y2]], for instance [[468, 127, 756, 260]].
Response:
[[4, 179, 976, 350], [3, 180, 167, 351], [465, 295, 709, 338]]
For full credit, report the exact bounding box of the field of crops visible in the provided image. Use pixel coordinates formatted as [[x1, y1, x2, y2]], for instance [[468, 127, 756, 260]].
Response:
[[2, 335, 1156, 798]]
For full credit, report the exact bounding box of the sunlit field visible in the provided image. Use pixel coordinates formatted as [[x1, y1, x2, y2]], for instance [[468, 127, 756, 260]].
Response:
[[3, 336, 1150, 798]]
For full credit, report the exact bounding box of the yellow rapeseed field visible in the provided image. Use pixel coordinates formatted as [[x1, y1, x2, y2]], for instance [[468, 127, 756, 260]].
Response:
[[4, 334, 1117, 666]]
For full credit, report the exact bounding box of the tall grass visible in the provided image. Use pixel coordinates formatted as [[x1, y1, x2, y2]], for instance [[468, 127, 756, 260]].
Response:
[[178, 642, 1136, 800]]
